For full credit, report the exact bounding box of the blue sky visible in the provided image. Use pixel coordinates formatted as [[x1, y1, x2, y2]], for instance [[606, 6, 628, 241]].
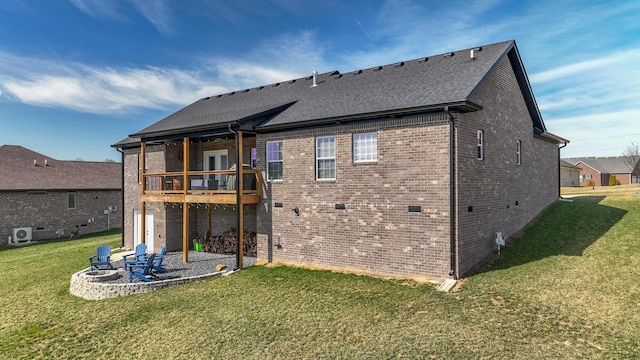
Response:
[[0, 0, 639, 161]]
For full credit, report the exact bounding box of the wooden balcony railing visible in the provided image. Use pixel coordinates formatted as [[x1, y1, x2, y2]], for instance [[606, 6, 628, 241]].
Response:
[[142, 170, 262, 204]]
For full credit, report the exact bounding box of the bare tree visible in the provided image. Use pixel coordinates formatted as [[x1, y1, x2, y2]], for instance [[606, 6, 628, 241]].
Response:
[[622, 142, 640, 172]]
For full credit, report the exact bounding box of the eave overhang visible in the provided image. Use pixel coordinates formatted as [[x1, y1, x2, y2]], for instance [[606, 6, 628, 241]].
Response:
[[255, 100, 483, 132]]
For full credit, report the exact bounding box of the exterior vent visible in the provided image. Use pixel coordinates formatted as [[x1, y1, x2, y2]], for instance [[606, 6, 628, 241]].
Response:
[[470, 47, 482, 59], [12, 227, 32, 243]]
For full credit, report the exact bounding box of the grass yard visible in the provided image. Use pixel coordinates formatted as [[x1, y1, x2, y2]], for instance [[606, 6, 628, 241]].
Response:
[[1, 187, 639, 359]]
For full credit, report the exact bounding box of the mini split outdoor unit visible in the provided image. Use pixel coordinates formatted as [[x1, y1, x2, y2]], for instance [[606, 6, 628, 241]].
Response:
[[12, 227, 32, 243]]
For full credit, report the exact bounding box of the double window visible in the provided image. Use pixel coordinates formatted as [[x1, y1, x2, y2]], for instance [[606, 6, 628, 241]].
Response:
[[316, 136, 336, 180], [266, 141, 283, 181]]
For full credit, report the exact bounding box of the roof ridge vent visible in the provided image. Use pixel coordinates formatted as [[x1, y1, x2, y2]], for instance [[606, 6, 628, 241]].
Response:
[[444, 52, 455, 57], [311, 71, 318, 87], [418, 57, 429, 63], [394, 61, 405, 68], [470, 47, 483, 59], [373, 66, 383, 71]]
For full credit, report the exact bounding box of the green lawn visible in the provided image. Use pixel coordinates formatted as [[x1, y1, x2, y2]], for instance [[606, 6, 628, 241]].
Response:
[[1, 189, 639, 359]]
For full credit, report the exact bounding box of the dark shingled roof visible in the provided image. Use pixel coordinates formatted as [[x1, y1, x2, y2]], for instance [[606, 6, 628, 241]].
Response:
[[0, 145, 122, 191], [115, 40, 555, 145], [560, 159, 581, 169]]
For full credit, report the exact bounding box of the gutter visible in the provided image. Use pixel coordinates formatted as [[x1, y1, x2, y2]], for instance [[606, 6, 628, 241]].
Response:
[[116, 147, 125, 248], [445, 107, 457, 279], [558, 142, 568, 199]]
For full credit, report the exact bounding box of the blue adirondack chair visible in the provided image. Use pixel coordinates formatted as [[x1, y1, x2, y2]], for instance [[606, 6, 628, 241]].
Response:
[[128, 253, 157, 283], [89, 245, 113, 270], [152, 246, 167, 273], [123, 243, 148, 270]]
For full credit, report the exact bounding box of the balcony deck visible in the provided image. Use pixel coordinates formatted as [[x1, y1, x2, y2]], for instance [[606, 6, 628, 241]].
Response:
[[142, 170, 262, 205]]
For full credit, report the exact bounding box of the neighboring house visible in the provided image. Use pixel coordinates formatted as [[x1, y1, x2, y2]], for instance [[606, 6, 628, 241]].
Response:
[[0, 145, 122, 244], [560, 159, 581, 187], [113, 40, 567, 279], [563, 156, 638, 186]]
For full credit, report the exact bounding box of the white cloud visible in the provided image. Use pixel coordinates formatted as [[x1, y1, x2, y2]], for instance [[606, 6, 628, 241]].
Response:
[[0, 52, 227, 113], [70, 0, 174, 34], [530, 49, 640, 84], [0, 30, 322, 114], [69, 0, 126, 21], [547, 110, 640, 157], [130, 0, 173, 34]]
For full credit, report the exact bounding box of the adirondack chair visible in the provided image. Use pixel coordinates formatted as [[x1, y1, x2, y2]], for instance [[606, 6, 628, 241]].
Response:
[[128, 253, 157, 283], [89, 245, 113, 270], [123, 244, 148, 270], [152, 246, 167, 273]]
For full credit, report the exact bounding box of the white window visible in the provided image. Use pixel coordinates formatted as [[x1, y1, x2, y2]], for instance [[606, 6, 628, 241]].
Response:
[[585, 174, 592, 180], [266, 141, 283, 181], [316, 136, 336, 180], [250, 147, 257, 169], [516, 140, 521, 165], [477, 130, 484, 160], [68, 192, 77, 209], [353, 132, 377, 163]]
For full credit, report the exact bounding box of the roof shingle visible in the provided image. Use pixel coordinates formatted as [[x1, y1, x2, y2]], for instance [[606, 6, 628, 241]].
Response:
[[125, 40, 534, 141]]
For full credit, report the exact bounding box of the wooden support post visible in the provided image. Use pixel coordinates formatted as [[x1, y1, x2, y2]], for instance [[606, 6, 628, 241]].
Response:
[[140, 142, 146, 245], [183, 137, 189, 263], [237, 131, 244, 270], [207, 204, 212, 238]]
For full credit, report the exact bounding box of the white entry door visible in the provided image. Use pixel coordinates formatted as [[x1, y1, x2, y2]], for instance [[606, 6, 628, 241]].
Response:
[[133, 210, 154, 252], [203, 150, 229, 189]]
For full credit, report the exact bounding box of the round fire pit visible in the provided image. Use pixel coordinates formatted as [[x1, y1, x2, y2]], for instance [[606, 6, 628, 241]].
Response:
[[80, 269, 120, 282]]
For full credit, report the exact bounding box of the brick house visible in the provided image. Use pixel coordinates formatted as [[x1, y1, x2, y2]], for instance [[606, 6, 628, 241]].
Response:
[[113, 40, 566, 279], [0, 145, 122, 244], [563, 156, 639, 186]]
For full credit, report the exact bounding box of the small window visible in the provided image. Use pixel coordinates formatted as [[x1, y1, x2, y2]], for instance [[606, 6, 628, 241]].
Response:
[[266, 141, 283, 181], [353, 132, 377, 163], [316, 136, 336, 180], [477, 130, 484, 160], [68, 192, 77, 209], [585, 174, 592, 180], [250, 147, 257, 169], [516, 140, 522, 165]]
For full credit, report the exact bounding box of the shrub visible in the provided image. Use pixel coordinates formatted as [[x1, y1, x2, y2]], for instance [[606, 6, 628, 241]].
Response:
[[609, 174, 618, 186]]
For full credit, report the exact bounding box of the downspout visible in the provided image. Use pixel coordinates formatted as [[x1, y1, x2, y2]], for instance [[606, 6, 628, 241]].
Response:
[[228, 123, 241, 270], [116, 148, 125, 248], [558, 142, 568, 199], [445, 107, 457, 279]]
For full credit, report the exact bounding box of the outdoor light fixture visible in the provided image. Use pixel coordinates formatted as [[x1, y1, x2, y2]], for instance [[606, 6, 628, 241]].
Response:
[[293, 207, 300, 216]]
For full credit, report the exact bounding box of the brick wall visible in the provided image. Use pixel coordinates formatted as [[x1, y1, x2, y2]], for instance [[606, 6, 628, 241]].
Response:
[[0, 189, 122, 244], [577, 163, 601, 186], [456, 56, 560, 276], [256, 115, 453, 278]]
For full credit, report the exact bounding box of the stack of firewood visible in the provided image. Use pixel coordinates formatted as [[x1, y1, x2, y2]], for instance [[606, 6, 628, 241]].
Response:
[[194, 228, 257, 256]]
